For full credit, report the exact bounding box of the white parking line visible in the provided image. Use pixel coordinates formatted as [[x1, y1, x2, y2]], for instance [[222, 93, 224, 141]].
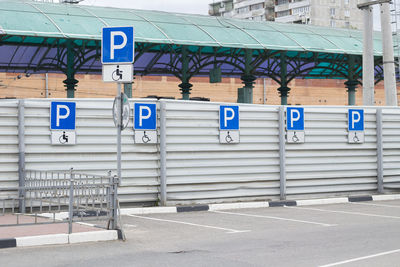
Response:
[[212, 210, 335, 227], [126, 214, 250, 234], [351, 202, 400, 209], [319, 248, 400, 267], [286, 206, 400, 220]]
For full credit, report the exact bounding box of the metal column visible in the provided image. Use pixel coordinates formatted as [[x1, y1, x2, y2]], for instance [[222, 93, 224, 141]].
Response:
[[159, 101, 167, 206], [124, 83, 132, 98], [362, 6, 375, 105], [64, 41, 78, 98], [179, 46, 192, 100], [376, 108, 384, 193], [18, 100, 25, 213], [238, 49, 255, 104], [278, 52, 290, 105], [381, 2, 398, 106], [278, 106, 286, 200]]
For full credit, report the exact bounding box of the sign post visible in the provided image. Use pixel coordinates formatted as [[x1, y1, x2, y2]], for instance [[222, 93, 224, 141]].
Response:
[[102, 26, 134, 219]]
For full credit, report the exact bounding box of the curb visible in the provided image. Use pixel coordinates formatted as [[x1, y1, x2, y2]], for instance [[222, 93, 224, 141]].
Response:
[[120, 193, 400, 215], [0, 230, 118, 249]]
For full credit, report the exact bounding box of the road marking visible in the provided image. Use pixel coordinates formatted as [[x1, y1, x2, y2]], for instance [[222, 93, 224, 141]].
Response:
[[123, 224, 137, 228], [286, 206, 400, 220], [319, 248, 400, 267], [351, 202, 400, 209], [212, 210, 335, 227], [126, 214, 250, 234]]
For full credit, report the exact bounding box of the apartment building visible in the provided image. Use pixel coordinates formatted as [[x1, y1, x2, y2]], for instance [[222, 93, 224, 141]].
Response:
[[209, 0, 363, 29]]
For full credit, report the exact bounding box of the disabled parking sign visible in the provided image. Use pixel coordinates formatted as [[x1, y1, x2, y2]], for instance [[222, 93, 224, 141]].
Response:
[[286, 107, 305, 143], [50, 102, 76, 145], [219, 105, 239, 144], [134, 103, 157, 144], [348, 109, 364, 144]]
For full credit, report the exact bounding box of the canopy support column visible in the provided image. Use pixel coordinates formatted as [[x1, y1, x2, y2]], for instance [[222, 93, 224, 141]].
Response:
[[278, 53, 290, 105], [124, 83, 132, 98], [63, 41, 78, 98], [345, 55, 358, 106], [238, 49, 254, 103], [179, 46, 192, 100], [345, 80, 358, 106]]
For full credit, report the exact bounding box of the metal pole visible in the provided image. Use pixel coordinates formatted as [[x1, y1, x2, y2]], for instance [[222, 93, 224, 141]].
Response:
[[18, 100, 26, 213], [68, 168, 74, 234], [376, 108, 384, 193], [380, 2, 398, 106], [112, 175, 118, 230], [363, 6, 375, 105], [278, 106, 286, 200], [117, 83, 122, 186], [45, 73, 49, 98], [159, 101, 167, 206], [263, 78, 267, 104]]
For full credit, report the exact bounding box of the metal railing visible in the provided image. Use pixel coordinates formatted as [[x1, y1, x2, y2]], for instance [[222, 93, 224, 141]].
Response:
[[0, 169, 119, 233]]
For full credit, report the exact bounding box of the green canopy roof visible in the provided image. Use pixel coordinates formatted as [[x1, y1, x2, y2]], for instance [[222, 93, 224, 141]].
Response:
[[0, 0, 385, 55]]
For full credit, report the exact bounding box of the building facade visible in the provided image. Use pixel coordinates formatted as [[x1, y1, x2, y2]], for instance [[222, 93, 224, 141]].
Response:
[[209, 0, 363, 29]]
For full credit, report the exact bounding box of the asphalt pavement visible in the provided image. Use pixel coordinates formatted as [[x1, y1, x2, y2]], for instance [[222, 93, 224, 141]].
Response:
[[1, 199, 400, 267]]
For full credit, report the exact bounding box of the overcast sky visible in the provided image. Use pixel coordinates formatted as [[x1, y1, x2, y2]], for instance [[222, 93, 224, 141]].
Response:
[[80, 0, 213, 15]]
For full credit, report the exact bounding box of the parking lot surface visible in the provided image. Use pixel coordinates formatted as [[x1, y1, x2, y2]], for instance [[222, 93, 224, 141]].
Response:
[[1, 200, 400, 267]]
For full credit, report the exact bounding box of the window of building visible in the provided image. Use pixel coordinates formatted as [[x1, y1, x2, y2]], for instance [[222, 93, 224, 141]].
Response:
[[344, 10, 350, 17], [330, 19, 336, 27], [250, 3, 264, 11], [330, 8, 335, 16], [292, 6, 310, 15], [236, 6, 250, 14], [276, 10, 290, 17], [345, 21, 350, 28], [277, 0, 289, 5], [345, 0, 349, 5]]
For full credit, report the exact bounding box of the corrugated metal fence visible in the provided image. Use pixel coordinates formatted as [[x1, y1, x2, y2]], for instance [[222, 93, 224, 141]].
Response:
[[1, 99, 399, 206]]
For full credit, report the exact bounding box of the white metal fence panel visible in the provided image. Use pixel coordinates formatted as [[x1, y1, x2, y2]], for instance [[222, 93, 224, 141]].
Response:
[[382, 109, 400, 190], [285, 107, 378, 198], [3, 98, 400, 207], [163, 101, 281, 205], [23, 99, 160, 205], [0, 100, 19, 199]]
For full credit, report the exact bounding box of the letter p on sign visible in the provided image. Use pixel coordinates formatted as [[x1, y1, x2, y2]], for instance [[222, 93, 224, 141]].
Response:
[[286, 107, 304, 131], [220, 105, 239, 130], [348, 109, 364, 131], [102, 26, 134, 64]]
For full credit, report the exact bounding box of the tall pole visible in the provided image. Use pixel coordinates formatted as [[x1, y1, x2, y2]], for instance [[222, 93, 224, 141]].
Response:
[[117, 83, 122, 185], [380, 2, 398, 106], [362, 6, 375, 105]]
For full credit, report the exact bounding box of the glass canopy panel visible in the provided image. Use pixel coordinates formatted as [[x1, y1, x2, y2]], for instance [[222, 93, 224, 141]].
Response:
[[285, 32, 343, 53], [245, 29, 303, 51], [201, 25, 262, 49], [0, 10, 62, 37], [153, 22, 217, 46]]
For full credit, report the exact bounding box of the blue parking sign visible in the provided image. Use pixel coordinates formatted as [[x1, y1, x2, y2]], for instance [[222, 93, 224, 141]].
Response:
[[50, 102, 76, 130], [348, 109, 364, 131], [287, 107, 304, 131], [134, 103, 157, 130], [220, 105, 239, 130], [102, 26, 134, 64]]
